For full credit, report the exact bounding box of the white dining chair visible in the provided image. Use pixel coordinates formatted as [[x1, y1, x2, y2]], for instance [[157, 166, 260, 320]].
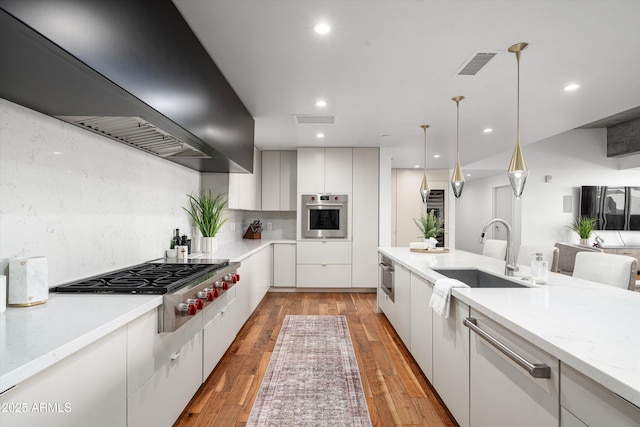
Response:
[[554, 242, 603, 275], [573, 252, 638, 290], [517, 245, 559, 272], [482, 239, 508, 260]]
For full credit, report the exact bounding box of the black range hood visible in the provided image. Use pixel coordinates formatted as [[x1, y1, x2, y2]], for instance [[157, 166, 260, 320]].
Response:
[[0, 0, 254, 173]]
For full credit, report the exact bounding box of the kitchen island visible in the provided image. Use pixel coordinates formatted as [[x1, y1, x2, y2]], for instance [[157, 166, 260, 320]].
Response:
[[378, 247, 640, 426]]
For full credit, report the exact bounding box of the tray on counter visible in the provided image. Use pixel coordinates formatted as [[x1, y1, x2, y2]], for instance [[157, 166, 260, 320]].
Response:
[[410, 247, 449, 253]]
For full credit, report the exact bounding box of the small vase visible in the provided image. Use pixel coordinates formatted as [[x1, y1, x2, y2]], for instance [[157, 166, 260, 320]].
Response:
[[579, 238, 589, 246], [201, 236, 217, 256]]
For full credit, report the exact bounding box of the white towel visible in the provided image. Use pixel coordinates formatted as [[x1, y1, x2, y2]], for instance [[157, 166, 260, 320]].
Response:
[[429, 278, 469, 318]]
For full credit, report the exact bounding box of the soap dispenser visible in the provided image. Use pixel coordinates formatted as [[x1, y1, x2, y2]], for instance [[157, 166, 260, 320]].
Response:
[[531, 252, 548, 285]]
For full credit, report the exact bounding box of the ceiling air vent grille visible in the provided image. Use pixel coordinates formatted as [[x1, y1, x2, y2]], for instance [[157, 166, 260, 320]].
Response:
[[293, 114, 335, 124], [457, 52, 497, 75], [56, 116, 210, 158]]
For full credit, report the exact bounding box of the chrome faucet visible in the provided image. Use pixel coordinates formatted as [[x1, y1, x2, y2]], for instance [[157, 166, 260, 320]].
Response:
[[480, 218, 519, 276]]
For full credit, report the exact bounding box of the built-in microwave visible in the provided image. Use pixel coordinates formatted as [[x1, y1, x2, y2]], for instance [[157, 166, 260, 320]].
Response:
[[301, 194, 348, 239]]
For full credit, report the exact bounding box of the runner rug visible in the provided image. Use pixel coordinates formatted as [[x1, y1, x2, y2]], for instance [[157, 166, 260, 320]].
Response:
[[246, 315, 372, 427]]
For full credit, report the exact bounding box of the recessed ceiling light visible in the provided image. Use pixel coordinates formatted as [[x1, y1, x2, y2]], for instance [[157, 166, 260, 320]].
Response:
[[314, 23, 331, 34], [483, 128, 493, 133], [564, 83, 580, 91], [53, 151, 61, 155], [316, 132, 325, 138], [433, 154, 440, 158], [315, 99, 327, 107], [466, 173, 472, 177], [414, 164, 420, 168]]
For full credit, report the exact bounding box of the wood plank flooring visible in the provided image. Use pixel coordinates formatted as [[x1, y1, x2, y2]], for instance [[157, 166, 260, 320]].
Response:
[[174, 292, 456, 427]]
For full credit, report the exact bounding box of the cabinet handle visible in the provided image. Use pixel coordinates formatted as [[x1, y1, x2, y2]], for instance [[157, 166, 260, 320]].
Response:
[[170, 352, 181, 361], [379, 262, 394, 272], [463, 317, 551, 379]]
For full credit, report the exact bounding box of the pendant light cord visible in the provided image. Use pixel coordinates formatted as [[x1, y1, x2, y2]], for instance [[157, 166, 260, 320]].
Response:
[[516, 50, 521, 145]]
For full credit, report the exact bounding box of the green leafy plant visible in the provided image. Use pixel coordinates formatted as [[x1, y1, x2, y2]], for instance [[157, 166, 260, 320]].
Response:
[[413, 209, 445, 239], [568, 216, 598, 239], [183, 190, 228, 237]]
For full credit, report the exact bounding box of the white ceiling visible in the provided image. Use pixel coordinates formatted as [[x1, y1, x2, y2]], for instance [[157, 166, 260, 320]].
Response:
[[173, 0, 640, 171]]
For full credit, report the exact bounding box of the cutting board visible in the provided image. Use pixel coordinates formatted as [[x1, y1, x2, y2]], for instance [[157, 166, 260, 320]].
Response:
[[410, 247, 449, 253]]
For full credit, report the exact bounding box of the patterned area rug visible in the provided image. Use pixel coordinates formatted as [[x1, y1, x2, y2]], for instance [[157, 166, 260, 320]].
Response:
[[247, 315, 372, 427]]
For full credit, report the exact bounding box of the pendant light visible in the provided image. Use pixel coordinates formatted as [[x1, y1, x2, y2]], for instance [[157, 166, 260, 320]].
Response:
[[450, 96, 465, 199], [419, 124, 430, 204], [507, 42, 529, 198]]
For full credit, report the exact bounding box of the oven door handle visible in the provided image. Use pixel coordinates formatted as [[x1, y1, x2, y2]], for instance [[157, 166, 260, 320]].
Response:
[[379, 262, 394, 272], [306, 203, 344, 207]]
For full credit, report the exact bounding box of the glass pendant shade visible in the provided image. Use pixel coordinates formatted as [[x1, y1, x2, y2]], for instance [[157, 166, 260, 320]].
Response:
[[450, 96, 465, 199], [507, 42, 530, 198], [451, 159, 465, 199], [420, 174, 430, 204], [507, 140, 529, 198], [419, 124, 430, 203]]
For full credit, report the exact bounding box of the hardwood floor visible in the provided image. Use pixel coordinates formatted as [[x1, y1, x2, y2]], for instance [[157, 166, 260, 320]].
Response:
[[174, 292, 456, 427]]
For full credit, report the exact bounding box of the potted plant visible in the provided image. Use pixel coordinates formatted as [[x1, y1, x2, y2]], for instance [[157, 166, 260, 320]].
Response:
[[413, 209, 444, 247], [183, 190, 228, 255], [568, 216, 598, 246]]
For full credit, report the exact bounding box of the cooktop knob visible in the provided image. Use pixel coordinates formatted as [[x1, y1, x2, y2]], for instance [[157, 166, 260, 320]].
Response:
[[177, 303, 189, 315], [213, 288, 220, 298], [195, 299, 204, 310], [197, 290, 207, 299]]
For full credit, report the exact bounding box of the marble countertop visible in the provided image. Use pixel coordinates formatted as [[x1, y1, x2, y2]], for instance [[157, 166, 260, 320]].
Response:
[[379, 247, 640, 408], [0, 238, 294, 394]]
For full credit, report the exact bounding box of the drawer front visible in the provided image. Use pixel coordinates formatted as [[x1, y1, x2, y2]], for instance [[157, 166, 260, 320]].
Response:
[[128, 330, 203, 427], [203, 298, 238, 380], [296, 264, 351, 287], [561, 407, 588, 427], [296, 241, 352, 264], [561, 363, 640, 426]]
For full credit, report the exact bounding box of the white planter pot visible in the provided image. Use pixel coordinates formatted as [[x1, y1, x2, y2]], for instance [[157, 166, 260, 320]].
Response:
[[201, 236, 217, 256], [579, 238, 589, 246]]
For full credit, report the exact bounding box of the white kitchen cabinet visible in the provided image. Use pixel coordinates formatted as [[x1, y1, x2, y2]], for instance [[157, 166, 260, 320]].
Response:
[[561, 408, 589, 427], [352, 147, 379, 288], [0, 327, 126, 427], [468, 308, 559, 427], [262, 151, 297, 211], [296, 241, 352, 288], [273, 242, 296, 287], [203, 286, 238, 380], [560, 362, 640, 426], [128, 327, 203, 427], [249, 245, 272, 311], [202, 146, 261, 210], [432, 295, 470, 427], [297, 147, 352, 194], [410, 273, 433, 382]]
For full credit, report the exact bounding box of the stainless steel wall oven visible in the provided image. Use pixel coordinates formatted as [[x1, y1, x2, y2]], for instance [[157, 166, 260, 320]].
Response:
[[301, 194, 348, 239]]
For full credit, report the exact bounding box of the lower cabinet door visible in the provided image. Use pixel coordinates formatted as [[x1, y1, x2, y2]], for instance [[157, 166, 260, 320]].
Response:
[[0, 327, 126, 427], [128, 330, 203, 427], [203, 298, 238, 380], [410, 274, 433, 382], [432, 297, 470, 427], [468, 309, 559, 427], [561, 407, 588, 427]]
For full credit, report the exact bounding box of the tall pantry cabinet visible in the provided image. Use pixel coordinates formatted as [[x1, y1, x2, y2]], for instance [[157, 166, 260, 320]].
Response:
[[296, 147, 379, 288]]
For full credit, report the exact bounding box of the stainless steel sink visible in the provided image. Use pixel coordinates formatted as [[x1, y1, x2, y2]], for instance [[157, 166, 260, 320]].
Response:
[[432, 269, 529, 288]]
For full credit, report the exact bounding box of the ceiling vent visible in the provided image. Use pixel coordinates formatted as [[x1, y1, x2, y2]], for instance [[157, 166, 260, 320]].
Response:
[[57, 116, 210, 158], [457, 52, 497, 75], [293, 114, 335, 124]]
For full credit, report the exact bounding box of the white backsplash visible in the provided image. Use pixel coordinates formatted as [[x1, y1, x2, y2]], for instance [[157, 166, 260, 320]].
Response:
[[0, 99, 201, 286]]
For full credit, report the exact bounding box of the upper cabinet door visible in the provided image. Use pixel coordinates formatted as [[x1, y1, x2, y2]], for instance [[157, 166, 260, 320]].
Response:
[[297, 147, 353, 194], [297, 148, 326, 194], [324, 148, 353, 194]]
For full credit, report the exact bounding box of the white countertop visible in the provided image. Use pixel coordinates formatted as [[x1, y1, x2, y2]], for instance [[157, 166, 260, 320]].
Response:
[[379, 247, 640, 408], [0, 238, 293, 394], [0, 294, 162, 393]]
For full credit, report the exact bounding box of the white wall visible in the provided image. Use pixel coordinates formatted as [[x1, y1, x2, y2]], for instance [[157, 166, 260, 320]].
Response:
[[456, 128, 640, 254], [0, 99, 201, 286]]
